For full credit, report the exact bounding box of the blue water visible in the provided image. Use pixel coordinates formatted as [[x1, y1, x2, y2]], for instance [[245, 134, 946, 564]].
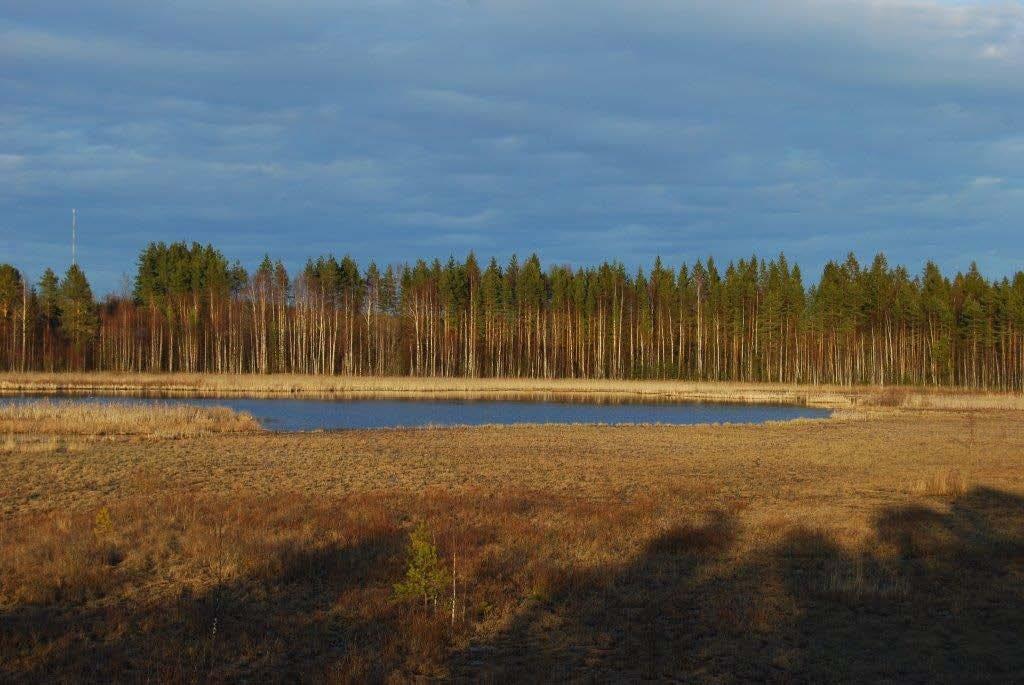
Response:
[[1, 395, 830, 431]]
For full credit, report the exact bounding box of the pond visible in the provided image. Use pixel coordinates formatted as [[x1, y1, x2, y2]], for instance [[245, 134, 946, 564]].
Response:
[[2, 395, 831, 431]]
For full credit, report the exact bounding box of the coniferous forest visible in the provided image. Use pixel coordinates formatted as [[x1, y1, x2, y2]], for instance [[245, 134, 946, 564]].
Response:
[[2, 242, 1023, 388]]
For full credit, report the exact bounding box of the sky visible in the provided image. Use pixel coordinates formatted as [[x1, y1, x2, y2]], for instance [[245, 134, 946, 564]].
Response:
[[1, 0, 1022, 295]]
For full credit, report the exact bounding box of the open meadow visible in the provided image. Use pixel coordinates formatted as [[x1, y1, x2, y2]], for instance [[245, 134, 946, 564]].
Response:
[[1, 381, 1023, 682]]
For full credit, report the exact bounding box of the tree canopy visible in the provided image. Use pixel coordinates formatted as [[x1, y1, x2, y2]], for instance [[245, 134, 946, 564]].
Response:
[[1, 245, 1023, 389]]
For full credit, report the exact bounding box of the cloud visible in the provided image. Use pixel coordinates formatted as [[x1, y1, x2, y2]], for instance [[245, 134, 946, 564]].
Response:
[[391, 209, 502, 229], [1, 0, 1022, 291]]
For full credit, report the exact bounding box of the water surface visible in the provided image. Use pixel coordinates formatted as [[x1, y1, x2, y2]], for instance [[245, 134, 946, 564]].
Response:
[[3, 395, 830, 431]]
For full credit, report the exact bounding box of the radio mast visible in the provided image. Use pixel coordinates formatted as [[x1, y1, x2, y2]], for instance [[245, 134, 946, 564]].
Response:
[[72, 208, 77, 266]]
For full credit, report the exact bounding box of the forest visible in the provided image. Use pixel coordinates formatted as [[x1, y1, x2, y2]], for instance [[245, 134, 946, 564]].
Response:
[[1, 242, 1023, 388]]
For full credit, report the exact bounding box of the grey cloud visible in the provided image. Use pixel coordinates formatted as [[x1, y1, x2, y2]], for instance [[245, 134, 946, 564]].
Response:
[[1, 0, 1022, 292]]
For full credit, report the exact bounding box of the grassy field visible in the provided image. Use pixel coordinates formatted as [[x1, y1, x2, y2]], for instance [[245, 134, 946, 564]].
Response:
[[1, 388, 1023, 682]]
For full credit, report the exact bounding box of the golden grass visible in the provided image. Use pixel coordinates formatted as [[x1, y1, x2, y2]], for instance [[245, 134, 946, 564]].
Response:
[[0, 434, 80, 455], [4, 371, 1024, 411], [0, 400, 261, 437], [867, 385, 1024, 411], [1, 408, 1023, 680], [911, 468, 967, 497]]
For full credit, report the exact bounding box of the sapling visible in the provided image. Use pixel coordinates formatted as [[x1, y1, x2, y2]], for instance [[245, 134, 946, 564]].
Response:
[[394, 522, 450, 612]]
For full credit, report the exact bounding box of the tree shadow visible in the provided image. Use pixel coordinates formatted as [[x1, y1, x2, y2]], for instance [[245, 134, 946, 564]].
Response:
[[774, 486, 1024, 682], [453, 509, 747, 681], [4, 488, 1022, 681], [1, 529, 412, 682], [453, 487, 1024, 682]]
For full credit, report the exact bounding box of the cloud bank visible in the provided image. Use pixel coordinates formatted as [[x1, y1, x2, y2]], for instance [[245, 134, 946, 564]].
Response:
[[1, 0, 1022, 291]]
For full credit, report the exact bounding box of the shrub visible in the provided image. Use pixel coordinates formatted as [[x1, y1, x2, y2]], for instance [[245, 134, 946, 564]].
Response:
[[871, 387, 909, 407], [93, 506, 114, 538]]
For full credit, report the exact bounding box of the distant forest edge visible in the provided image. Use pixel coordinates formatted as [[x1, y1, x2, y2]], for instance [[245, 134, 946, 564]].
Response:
[[1, 243, 1023, 389]]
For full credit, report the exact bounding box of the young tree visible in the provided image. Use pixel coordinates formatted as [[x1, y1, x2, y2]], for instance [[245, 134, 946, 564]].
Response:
[[394, 522, 450, 612]]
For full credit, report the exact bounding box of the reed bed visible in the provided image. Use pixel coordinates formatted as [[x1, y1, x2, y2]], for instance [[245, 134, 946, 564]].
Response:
[[3, 371, 1023, 410], [0, 400, 261, 437]]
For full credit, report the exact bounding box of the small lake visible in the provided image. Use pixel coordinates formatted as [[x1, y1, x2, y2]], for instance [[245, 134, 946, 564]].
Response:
[[2, 395, 830, 431]]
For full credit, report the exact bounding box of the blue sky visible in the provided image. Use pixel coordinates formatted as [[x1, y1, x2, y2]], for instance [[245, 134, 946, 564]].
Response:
[[1, 0, 1022, 294]]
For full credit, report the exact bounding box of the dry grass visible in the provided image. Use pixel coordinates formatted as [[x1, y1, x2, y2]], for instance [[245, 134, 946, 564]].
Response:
[[1, 407, 1023, 681], [867, 385, 1024, 411], [911, 468, 967, 497], [0, 400, 261, 437], [0, 434, 79, 455], [4, 371, 1024, 411], [814, 559, 909, 600]]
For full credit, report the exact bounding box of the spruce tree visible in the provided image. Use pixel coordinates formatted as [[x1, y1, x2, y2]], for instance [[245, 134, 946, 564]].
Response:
[[58, 264, 98, 353]]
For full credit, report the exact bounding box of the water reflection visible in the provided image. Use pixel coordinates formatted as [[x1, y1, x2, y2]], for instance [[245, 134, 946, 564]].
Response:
[[2, 394, 830, 431]]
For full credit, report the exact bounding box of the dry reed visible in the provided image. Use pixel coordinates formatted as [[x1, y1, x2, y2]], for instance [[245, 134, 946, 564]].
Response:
[[0, 400, 261, 437], [3, 371, 1024, 411]]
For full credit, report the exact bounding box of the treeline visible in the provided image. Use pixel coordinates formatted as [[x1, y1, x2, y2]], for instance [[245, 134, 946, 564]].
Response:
[[2, 243, 1023, 388]]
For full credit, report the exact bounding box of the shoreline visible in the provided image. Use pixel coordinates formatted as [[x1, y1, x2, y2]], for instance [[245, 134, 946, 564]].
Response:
[[2, 372, 1023, 411]]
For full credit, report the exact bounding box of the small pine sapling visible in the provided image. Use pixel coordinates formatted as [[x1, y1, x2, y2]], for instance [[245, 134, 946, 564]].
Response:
[[394, 522, 451, 612]]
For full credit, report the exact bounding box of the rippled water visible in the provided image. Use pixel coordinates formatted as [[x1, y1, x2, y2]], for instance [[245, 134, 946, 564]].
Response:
[[2, 395, 830, 431]]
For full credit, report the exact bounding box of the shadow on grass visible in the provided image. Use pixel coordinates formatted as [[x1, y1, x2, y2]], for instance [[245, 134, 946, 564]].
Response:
[[1, 530, 414, 682], [453, 487, 1024, 682], [2, 488, 1022, 682]]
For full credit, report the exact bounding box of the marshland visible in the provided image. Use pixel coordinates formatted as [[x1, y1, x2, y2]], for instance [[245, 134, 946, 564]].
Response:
[[1, 377, 1022, 682], [8, 0, 1024, 679]]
